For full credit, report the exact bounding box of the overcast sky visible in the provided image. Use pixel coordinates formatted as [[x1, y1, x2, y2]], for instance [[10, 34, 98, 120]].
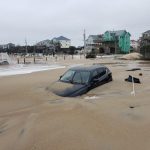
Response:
[[0, 0, 150, 46]]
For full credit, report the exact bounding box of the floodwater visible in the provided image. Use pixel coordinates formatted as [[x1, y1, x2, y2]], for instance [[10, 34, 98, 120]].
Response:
[[0, 64, 65, 76]]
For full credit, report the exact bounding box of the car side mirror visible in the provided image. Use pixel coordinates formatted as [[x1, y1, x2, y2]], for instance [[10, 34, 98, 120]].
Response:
[[59, 75, 62, 80]]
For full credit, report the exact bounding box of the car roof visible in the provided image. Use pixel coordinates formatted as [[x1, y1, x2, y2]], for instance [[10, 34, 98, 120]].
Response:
[[70, 65, 106, 72]]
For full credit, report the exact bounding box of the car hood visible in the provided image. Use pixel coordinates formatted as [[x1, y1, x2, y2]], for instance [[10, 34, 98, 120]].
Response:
[[51, 81, 86, 97]]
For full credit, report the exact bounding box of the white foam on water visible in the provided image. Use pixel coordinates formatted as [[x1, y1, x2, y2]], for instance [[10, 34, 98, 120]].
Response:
[[0, 64, 66, 77], [84, 96, 99, 100], [0, 53, 13, 64]]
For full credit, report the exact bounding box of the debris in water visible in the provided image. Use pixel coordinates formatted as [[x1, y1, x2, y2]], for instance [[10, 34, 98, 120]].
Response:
[[129, 106, 135, 109], [126, 68, 141, 71], [125, 75, 141, 84]]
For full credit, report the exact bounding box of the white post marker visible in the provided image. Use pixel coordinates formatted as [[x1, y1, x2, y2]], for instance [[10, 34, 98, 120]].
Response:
[[131, 76, 135, 96]]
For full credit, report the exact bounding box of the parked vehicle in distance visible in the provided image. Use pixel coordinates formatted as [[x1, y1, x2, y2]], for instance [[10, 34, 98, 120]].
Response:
[[51, 65, 112, 97]]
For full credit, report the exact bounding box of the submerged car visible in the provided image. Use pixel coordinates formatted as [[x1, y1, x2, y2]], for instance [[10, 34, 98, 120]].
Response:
[[51, 65, 112, 97]]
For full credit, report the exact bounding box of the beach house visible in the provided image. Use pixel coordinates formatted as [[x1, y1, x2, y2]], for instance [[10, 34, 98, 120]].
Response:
[[86, 35, 103, 53], [102, 30, 131, 54], [140, 30, 150, 59]]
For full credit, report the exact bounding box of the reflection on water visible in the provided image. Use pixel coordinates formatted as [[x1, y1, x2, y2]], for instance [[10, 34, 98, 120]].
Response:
[[138, 61, 150, 67]]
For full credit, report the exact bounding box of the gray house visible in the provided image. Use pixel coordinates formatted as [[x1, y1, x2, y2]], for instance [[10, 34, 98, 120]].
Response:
[[36, 40, 55, 54], [36, 40, 52, 47], [140, 30, 150, 59], [0, 43, 15, 50], [86, 35, 103, 53]]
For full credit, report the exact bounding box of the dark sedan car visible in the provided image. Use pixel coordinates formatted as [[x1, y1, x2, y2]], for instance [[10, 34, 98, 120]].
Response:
[[51, 65, 112, 97]]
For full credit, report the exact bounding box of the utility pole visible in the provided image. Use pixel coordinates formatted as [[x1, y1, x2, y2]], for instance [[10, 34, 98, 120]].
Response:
[[25, 39, 28, 55], [83, 29, 86, 56], [34, 42, 36, 55]]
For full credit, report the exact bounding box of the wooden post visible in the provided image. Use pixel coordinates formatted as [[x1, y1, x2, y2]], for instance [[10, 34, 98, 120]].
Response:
[[17, 58, 19, 64], [24, 57, 26, 64], [46, 56, 47, 61], [34, 57, 35, 64], [64, 55, 65, 60]]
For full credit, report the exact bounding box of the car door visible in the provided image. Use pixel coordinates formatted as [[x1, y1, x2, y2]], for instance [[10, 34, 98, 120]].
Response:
[[71, 72, 88, 96], [91, 69, 99, 87], [97, 67, 107, 82]]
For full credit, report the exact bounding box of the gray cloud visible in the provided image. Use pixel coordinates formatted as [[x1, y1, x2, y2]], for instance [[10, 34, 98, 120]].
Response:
[[0, 0, 150, 46]]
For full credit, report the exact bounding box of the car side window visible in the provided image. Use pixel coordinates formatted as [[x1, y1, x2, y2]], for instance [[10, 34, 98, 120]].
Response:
[[92, 70, 99, 79], [80, 71, 90, 84], [73, 72, 82, 84], [98, 68, 106, 77]]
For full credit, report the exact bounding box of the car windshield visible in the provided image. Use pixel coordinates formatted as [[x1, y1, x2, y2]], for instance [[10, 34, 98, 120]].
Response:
[[60, 70, 75, 82], [60, 70, 91, 84]]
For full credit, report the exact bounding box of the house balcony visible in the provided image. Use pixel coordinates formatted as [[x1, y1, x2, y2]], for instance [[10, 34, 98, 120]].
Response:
[[140, 40, 150, 47], [142, 36, 150, 40]]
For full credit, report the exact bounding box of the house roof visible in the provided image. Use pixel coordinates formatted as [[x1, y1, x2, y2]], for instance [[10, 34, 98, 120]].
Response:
[[88, 35, 103, 40], [53, 36, 70, 41], [114, 30, 126, 36], [106, 30, 130, 37], [37, 39, 51, 43], [143, 30, 150, 34], [36, 39, 54, 47], [36, 39, 51, 44]]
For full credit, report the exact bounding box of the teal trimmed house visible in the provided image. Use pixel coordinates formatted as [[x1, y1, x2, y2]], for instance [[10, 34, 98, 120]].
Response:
[[103, 30, 131, 54]]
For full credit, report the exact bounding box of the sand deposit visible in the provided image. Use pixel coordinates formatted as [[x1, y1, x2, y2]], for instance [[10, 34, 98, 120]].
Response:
[[120, 52, 143, 60]]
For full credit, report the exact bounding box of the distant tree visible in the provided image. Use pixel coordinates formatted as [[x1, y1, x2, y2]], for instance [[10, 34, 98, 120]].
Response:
[[54, 42, 61, 53], [69, 46, 76, 55]]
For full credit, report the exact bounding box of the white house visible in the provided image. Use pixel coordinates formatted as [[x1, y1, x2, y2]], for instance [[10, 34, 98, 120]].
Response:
[[52, 36, 71, 48], [130, 40, 139, 51]]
